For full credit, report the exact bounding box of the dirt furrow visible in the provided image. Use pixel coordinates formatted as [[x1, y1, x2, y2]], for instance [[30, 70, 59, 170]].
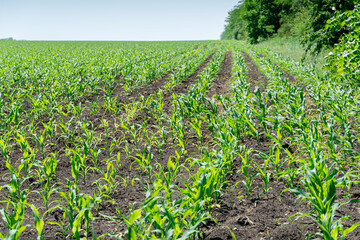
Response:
[[201, 51, 318, 240], [207, 51, 233, 99], [162, 53, 215, 113], [241, 51, 267, 92]]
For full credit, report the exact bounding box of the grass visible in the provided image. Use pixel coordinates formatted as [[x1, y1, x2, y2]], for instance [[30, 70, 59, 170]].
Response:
[[254, 37, 329, 74]]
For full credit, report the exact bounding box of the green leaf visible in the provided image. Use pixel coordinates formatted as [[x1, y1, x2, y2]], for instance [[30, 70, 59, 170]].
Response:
[[4, 229, 18, 240], [128, 209, 141, 225], [226, 226, 237, 240], [343, 223, 360, 237], [129, 228, 137, 240], [167, 157, 175, 172]]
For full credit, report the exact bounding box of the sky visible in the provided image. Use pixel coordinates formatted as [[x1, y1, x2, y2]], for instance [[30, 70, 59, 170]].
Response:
[[0, 0, 238, 41]]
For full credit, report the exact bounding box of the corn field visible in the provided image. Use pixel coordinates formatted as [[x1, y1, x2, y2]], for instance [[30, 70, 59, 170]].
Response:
[[0, 41, 359, 239]]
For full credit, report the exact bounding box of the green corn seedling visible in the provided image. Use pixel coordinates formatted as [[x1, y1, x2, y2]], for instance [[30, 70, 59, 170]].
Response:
[[236, 148, 257, 198], [0, 200, 28, 239], [254, 159, 272, 199]]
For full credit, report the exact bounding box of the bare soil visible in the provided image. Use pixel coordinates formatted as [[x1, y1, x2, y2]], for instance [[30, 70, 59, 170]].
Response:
[[241, 51, 267, 92]]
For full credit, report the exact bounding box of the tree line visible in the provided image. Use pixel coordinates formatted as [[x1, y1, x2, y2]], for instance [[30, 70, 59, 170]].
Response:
[[221, 0, 357, 54]]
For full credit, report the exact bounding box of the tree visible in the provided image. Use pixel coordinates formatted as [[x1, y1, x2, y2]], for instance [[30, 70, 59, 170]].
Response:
[[325, 3, 360, 85], [0, 37, 14, 41], [221, 2, 246, 40], [301, 0, 357, 54], [244, 0, 285, 43]]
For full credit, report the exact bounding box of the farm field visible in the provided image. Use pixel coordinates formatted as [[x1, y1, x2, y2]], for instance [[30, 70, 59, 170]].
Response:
[[0, 40, 360, 240]]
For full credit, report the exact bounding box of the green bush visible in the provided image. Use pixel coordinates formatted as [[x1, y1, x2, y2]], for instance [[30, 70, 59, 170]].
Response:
[[244, 0, 284, 43], [221, 3, 247, 40], [325, 4, 360, 85], [301, 0, 356, 55], [277, 9, 310, 38]]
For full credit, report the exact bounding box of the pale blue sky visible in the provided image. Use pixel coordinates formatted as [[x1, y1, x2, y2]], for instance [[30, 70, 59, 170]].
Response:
[[0, 0, 238, 41]]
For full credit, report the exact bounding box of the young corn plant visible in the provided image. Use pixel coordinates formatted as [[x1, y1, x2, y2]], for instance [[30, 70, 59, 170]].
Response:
[[161, 152, 182, 202], [254, 159, 272, 199], [89, 144, 101, 168], [3, 162, 31, 202], [66, 149, 92, 185], [50, 183, 99, 239], [101, 119, 117, 157], [28, 204, 46, 240], [58, 117, 79, 144], [252, 88, 270, 135], [32, 129, 48, 159], [72, 102, 85, 121], [189, 118, 204, 150], [236, 148, 257, 198], [168, 110, 187, 156], [19, 145, 36, 180], [42, 119, 56, 144], [0, 137, 11, 163], [140, 120, 154, 149], [110, 150, 121, 170], [241, 111, 260, 144], [280, 156, 300, 188], [34, 153, 59, 210], [289, 166, 360, 240], [128, 124, 142, 154], [153, 132, 165, 159], [132, 148, 155, 185], [149, 91, 165, 126], [98, 161, 120, 195], [0, 200, 28, 239], [260, 145, 284, 176]]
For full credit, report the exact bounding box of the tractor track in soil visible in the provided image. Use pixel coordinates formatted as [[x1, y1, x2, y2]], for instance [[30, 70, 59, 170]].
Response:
[[241, 51, 267, 93], [207, 51, 233, 99], [188, 50, 233, 162]]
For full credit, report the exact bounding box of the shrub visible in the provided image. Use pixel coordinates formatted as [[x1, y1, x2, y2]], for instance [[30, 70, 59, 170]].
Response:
[[325, 4, 360, 85]]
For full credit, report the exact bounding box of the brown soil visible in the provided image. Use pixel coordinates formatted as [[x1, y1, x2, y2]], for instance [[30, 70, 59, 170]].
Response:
[[241, 51, 267, 92], [279, 68, 296, 84], [207, 51, 233, 99]]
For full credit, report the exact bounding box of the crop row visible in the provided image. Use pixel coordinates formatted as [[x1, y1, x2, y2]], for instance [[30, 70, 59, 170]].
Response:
[[0, 40, 359, 239], [0, 41, 220, 239]]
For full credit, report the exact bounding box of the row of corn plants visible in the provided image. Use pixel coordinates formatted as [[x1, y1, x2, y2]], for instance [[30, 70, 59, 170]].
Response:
[[111, 48, 228, 239], [239, 44, 360, 239], [0, 42, 202, 134]]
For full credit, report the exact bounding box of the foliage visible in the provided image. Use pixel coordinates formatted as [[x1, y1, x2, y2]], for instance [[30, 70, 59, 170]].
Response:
[[221, 0, 299, 42], [244, 0, 287, 43], [276, 1, 310, 38], [221, 2, 247, 40], [223, 0, 358, 55], [325, 4, 360, 85], [301, 0, 357, 54]]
